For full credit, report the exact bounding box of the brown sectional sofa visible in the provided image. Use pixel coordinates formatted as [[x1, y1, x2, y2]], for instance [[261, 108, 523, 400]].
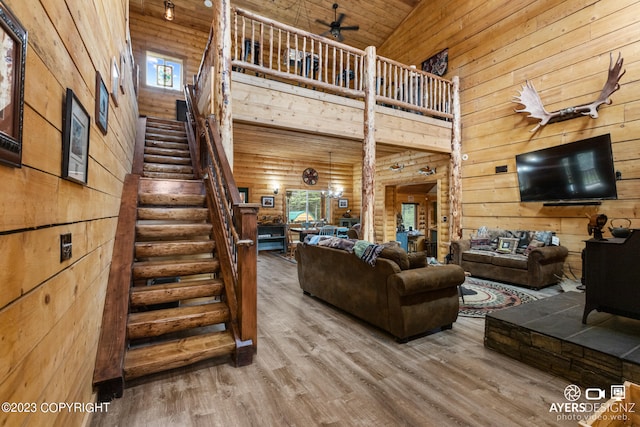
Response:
[[295, 242, 466, 342], [450, 229, 569, 289]]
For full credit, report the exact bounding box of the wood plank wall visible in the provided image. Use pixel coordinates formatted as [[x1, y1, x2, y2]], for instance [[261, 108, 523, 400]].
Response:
[[233, 154, 355, 224], [0, 1, 138, 426], [129, 12, 209, 119], [379, 0, 640, 278]]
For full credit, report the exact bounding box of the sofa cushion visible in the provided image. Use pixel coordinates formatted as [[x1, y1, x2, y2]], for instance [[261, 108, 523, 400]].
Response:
[[407, 251, 428, 269], [462, 250, 496, 263], [491, 254, 528, 269], [379, 245, 410, 270]]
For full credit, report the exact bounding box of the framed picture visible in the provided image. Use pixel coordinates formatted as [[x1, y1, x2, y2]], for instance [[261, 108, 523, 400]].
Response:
[[338, 198, 348, 208], [238, 187, 249, 203], [0, 2, 27, 167], [119, 53, 126, 94], [62, 88, 90, 185], [111, 56, 119, 106], [95, 71, 108, 135], [497, 237, 519, 254], [261, 196, 275, 208]]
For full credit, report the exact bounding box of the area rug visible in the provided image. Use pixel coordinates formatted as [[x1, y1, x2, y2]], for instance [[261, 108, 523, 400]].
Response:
[[458, 277, 539, 318]]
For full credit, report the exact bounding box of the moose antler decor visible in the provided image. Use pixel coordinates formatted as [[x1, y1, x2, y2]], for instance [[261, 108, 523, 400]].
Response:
[[513, 53, 625, 132]]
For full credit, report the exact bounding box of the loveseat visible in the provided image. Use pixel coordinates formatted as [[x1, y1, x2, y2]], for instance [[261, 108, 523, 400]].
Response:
[[450, 228, 569, 289], [295, 241, 466, 342]]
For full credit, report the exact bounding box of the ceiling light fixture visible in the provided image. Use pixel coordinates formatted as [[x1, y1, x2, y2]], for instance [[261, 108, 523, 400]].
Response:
[[325, 152, 343, 199], [204, 0, 212, 7], [164, 0, 175, 21]]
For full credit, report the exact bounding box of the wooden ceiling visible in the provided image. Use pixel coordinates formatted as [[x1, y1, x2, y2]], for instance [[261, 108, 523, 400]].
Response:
[[130, 0, 422, 50], [130, 0, 425, 164]]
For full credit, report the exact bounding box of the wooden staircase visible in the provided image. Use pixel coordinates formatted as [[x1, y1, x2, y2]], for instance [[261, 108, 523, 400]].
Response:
[[123, 117, 238, 380]]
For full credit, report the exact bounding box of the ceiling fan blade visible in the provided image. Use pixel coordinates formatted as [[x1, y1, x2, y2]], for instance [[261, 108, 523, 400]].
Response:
[[340, 25, 359, 31], [316, 19, 332, 27], [320, 30, 332, 38], [337, 32, 344, 42], [336, 13, 345, 26]]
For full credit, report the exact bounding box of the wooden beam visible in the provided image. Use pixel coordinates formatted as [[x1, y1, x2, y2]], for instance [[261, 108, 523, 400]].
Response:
[[361, 46, 376, 242], [213, 0, 234, 167], [449, 76, 462, 240]]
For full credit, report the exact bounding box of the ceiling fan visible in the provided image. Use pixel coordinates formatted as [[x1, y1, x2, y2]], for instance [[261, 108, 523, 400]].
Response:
[[316, 3, 359, 42]]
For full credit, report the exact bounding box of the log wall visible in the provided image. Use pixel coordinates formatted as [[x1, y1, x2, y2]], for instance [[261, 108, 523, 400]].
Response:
[[379, 0, 640, 278], [0, 1, 138, 426], [129, 12, 209, 119]]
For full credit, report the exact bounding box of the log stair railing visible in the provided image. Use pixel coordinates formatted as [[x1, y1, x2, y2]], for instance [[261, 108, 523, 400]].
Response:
[[93, 117, 253, 402]]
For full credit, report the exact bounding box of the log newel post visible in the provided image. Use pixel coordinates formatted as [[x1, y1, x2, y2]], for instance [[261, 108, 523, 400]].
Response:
[[362, 46, 376, 242], [234, 204, 259, 347], [449, 76, 462, 241], [213, 0, 234, 168]]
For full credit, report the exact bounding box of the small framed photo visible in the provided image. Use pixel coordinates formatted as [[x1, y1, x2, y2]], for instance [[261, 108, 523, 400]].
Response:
[[238, 187, 249, 203], [62, 88, 90, 185], [497, 237, 519, 254], [119, 53, 126, 94], [111, 56, 119, 106], [261, 196, 275, 208], [0, 2, 27, 167], [338, 198, 348, 208], [95, 71, 109, 135]]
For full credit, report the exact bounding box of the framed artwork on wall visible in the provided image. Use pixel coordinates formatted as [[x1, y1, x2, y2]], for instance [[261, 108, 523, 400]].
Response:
[[261, 196, 274, 208], [62, 88, 90, 185], [111, 56, 119, 106], [421, 48, 448, 77], [0, 1, 27, 167], [238, 187, 249, 203], [338, 198, 348, 208], [95, 71, 109, 135]]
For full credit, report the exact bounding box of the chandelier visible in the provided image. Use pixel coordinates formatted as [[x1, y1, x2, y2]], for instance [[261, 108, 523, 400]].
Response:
[[324, 151, 343, 199]]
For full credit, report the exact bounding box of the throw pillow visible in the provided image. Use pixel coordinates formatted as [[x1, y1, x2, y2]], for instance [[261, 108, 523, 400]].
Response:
[[379, 245, 410, 270], [524, 239, 545, 256], [497, 237, 519, 254]]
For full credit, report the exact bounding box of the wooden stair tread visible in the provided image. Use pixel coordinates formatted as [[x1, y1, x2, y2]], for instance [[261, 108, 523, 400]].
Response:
[[138, 178, 204, 193], [132, 258, 220, 279], [145, 140, 189, 150], [135, 240, 215, 257], [143, 154, 191, 165], [137, 207, 209, 221], [144, 146, 191, 157], [124, 330, 236, 379], [127, 302, 230, 339], [138, 193, 205, 206], [142, 172, 196, 180], [144, 163, 193, 173], [130, 279, 224, 307], [136, 223, 212, 239]]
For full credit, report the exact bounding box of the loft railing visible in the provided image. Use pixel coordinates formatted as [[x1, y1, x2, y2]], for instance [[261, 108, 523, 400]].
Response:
[[230, 7, 453, 119], [184, 85, 258, 349]]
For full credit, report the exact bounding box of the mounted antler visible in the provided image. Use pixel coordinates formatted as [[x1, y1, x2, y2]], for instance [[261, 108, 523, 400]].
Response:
[[513, 53, 625, 132]]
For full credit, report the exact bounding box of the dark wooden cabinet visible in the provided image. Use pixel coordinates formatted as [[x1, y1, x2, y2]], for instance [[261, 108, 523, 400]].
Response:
[[257, 224, 286, 252], [582, 229, 640, 323]]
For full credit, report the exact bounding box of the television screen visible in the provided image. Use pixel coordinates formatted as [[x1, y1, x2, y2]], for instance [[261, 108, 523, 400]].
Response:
[[516, 134, 618, 203]]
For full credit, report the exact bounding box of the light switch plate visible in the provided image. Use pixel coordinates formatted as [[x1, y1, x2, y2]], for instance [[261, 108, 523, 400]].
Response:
[[60, 233, 72, 262]]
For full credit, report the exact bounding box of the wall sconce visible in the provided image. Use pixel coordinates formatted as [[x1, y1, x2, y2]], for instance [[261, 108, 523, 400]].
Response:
[[272, 182, 279, 195], [164, 0, 175, 21], [418, 166, 436, 176], [389, 163, 404, 172]]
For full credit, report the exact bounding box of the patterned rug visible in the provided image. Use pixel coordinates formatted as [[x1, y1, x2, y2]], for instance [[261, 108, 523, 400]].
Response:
[[458, 277, 539, 318]]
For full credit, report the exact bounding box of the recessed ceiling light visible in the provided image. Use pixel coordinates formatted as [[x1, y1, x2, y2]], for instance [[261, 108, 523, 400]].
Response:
[[204, 0, 212, 7]]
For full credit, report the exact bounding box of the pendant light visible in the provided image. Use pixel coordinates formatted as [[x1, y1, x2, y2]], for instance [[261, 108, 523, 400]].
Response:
[[164, 0, 175, 21]]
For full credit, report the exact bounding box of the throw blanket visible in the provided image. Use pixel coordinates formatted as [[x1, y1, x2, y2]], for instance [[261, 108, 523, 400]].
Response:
[[360, 243, 385, 266]]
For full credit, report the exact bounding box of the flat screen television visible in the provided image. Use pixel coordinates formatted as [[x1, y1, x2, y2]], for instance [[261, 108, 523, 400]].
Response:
[[516, 134, 618, 203]]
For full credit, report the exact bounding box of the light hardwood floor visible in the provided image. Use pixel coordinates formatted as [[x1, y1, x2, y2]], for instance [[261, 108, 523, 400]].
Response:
[[90, 253, 580, 427]]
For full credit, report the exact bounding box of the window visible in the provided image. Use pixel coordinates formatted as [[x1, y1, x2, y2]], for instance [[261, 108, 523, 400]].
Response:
[[287, 190, 327, 224], [401, 203, 418, 231], [145, 51, 183, 91]]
